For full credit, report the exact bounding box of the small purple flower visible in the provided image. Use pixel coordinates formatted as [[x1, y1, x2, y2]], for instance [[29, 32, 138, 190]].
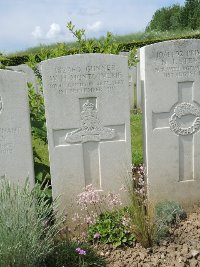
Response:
[[79, 249, 86, 256], [94, 232, 101, 239], [75, 247, 86, 256]]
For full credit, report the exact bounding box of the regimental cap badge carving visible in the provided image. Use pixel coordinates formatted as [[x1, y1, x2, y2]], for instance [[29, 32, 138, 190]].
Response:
[[0, 96, 3, 114], [82, 100, 95, 111], [65, 99, 116, 143]]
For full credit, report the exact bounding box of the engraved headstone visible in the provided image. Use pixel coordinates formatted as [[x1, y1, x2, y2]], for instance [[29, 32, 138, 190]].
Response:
[[141, 39, 200, 206], [41, 54, 131, 212], [7, 64, 39, 92], [0, 70, 34, 186]]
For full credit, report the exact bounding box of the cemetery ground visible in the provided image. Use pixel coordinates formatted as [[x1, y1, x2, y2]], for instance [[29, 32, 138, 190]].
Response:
[[30, 106, 200, 267], [96, 207, 200, 267], [2, 36, 200, 266]]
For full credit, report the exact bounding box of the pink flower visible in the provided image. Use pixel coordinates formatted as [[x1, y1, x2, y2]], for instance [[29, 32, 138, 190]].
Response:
[[94, 232, 101, 239]]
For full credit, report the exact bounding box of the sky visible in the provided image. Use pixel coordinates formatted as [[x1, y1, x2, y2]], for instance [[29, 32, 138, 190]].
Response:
[[0, 0, 186, 54]]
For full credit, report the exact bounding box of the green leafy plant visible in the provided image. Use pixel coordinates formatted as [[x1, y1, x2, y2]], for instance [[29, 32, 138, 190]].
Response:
[[28, 84, 50, 193], [28, 84, 47, 143], [0, 53, 6, 69], [45, 240, 106, 267], [87, 209, 135, 248], [66, 21, 122, 55], [0, 178, 63, 267]]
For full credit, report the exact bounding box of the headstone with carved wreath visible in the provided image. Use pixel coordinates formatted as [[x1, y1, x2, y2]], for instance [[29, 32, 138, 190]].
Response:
[[0, 70, 34, 186], [141, 39, 200, 206], [41, 54, 132, 213]]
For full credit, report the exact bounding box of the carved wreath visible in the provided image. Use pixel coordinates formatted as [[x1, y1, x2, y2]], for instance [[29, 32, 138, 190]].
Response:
[[169, 102, 200, 135]]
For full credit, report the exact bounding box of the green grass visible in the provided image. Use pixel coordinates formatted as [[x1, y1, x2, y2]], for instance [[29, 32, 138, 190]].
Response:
[[130, 112, 143, 165]]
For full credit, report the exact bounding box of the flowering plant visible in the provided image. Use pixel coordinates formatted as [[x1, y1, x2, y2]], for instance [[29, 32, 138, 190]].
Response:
[[87, 208, 135, 248], [70, 184, 122, 239]]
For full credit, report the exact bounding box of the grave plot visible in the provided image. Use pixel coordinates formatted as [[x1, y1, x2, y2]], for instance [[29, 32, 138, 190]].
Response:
[[41, 54, 132, 213], [141, 39, 200, 206]]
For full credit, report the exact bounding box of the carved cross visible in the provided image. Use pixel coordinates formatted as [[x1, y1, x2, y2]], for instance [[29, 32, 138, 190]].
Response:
[[152, 81, 200, 182], [53, 98, 125, 188]]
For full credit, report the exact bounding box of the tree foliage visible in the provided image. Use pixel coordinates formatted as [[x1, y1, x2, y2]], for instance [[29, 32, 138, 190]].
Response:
[[146, 0, 200, 32], [146, 5, 182, 32], [180, 0, 200, 29]]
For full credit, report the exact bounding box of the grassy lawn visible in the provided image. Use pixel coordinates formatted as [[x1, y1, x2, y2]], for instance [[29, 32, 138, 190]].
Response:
[[130, 113, 143, 165]]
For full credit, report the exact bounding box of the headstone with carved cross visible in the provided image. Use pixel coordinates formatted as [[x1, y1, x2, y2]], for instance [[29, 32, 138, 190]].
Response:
[[41, 54, 132, 213], [141, 39, 200, 207], [0, 70, 34, 186]]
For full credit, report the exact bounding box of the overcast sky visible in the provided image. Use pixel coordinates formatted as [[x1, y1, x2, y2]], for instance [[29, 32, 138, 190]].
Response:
[[0, 0, 186, 54]]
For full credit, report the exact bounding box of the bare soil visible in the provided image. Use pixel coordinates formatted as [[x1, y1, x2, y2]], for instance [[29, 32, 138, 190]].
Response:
[[95, 207, 200, 267]]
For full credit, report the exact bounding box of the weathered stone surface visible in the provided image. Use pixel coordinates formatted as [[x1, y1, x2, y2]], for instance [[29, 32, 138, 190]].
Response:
[[41, 54, 131, 213], [7, 64, 39, 92], [136, 49, 142, 109], [119, 52, 136, 109], [129, 66, 136, 109], [0, 70, 34, 186], [141, 39, 200, 206]]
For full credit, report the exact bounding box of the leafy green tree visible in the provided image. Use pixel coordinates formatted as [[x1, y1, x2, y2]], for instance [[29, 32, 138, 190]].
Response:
[[146, 0, 200, 32], [146, 4, 182, 32], [180, 0, 200, 29]]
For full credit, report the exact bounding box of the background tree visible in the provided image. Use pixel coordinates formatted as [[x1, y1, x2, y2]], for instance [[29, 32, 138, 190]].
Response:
[[180, 0, 200, 29], [146, 0, 200, 32], [146, 5, 182, 32]]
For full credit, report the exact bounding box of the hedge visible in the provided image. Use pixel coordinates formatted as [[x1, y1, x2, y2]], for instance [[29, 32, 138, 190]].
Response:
[[1, 33, 200, 67]]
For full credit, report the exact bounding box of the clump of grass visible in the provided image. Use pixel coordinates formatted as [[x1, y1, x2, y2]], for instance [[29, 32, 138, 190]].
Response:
[[126, 166, 186, 248], [126, 165, 155, 248], [0, 178, 63, 267]]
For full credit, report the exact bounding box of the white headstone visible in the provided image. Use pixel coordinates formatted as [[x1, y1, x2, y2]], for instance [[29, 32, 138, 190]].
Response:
[[136, 49, 141, 109], [141, 39, 200, 206], [0, 70, 34, 186], [7, 64, 39, 92], [41, 54, 132, 212], [119, 52, 136, 109], [129, 66, 137, 110]]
